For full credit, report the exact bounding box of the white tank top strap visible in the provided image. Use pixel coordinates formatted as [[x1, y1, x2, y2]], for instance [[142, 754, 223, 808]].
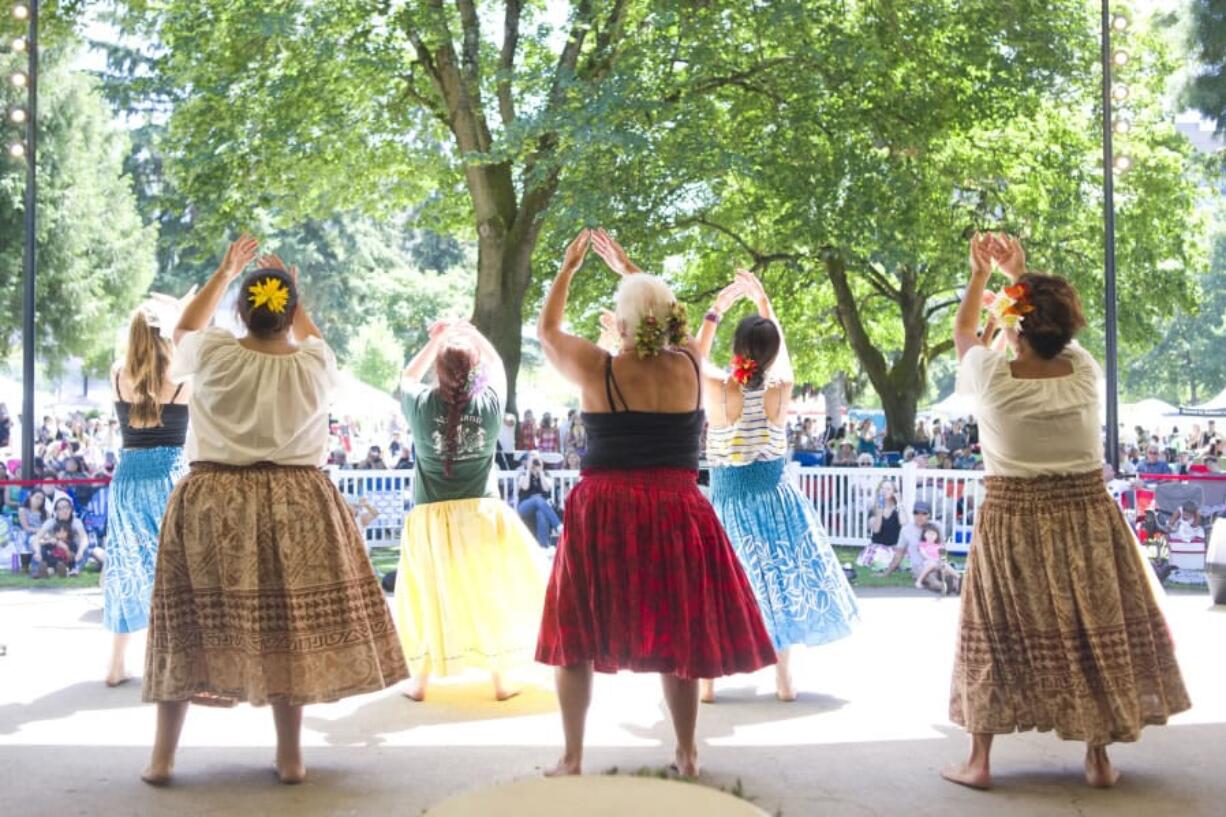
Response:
[[706, 386, 787, 466]]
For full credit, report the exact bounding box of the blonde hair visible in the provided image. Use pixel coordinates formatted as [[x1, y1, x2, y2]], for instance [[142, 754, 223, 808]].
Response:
[[123, 309, 173, 428], [614, 274, 679, 347]]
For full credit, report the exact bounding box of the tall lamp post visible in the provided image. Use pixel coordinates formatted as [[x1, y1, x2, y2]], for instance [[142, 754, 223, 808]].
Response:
[[1101, 3, 1131, 472], [7, 1, 36, 480]]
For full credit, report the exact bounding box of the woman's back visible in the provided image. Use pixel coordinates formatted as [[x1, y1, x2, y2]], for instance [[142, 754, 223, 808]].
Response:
[[707, 386, 788, 466], [172, 327, 338, 467], [402, 383, 502, 504]]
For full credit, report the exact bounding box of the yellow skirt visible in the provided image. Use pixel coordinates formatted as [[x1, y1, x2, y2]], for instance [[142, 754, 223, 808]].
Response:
[[393, 497, 548, 677]]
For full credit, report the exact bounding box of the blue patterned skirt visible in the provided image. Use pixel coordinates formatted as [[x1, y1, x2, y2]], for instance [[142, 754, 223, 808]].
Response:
[[709, 458, 859, 651], [102, 446, 187, 634]]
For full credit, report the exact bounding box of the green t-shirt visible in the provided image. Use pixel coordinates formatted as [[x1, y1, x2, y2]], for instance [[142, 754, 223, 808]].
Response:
[[402, 382, 502, 505]]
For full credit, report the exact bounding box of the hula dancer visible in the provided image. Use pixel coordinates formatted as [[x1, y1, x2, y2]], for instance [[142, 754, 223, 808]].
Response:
[[142, 236, 407, 785], [695, 270, 858, 703], [102, 293, 193, 687], [944, 234, 1190, 790], [535, 229, 775, 777], [392, 321, 546, 702]]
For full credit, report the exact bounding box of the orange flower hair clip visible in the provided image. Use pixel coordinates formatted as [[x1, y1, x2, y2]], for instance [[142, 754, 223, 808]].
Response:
[[987, 281, 1035, 329], [731, 354, 759, 385]]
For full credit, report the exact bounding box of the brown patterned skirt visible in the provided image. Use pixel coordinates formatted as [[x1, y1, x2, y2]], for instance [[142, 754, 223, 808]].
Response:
[[950, 471, 1190, 745], [143, 462, 408, 706]]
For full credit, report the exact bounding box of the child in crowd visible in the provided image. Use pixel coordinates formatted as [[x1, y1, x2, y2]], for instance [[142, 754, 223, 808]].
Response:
[[915, 522, 961, 595]]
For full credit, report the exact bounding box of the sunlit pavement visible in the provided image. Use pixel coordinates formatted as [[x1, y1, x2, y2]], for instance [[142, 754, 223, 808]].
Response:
[[1, 586, 1222, 817]]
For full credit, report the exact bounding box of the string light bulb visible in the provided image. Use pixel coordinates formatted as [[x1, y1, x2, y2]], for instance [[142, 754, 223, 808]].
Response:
[[1113, 118, 1132, 135], [12, 36, 26, 52], [1113, 50, 1129, 67], [1112, 84, 1129, 102], [1114, 155, 1133, 172], [1112, 14, 1129, 31], [8, 141, 25, 159], [9, 106, 27, 124], [9, 70, 27, 88], [12, 4, 29, 21]]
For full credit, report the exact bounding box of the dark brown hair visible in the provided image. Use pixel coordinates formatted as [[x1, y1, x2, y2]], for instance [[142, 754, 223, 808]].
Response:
[[1017, 273, 1086, 360], [237, 268, 298, 339], [435, 341, 482, 477], [732, 316, 781, 389]]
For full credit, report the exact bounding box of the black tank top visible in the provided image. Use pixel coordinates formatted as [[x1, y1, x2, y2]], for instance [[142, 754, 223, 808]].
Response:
[[581, 351, 704, 471], [115, 373, 189, 449]]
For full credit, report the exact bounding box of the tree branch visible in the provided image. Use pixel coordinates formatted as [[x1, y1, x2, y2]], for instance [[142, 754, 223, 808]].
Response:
[[497, 0, 522, 125], [455, 0, 482, 89], [924, 297, 960, 320]]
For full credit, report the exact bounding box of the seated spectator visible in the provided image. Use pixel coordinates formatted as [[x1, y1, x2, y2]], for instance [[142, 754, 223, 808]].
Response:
[[563, 450, 582, 470], [914, 523, 961, 595], [1166, 501, 1205, 545], [856, 452, 875, 468], [17, 488, 49, 558], [31, 497, 99, 578], [794, 418, 819, 452], [883, 502, 943, 592], [357, 445, 388, 470], [516, 452, 560, 548], [953, 448, 977, 470], [831, 441, 857, 466], [1136, 445, 1172, 477], [537, 412, 561, 453]]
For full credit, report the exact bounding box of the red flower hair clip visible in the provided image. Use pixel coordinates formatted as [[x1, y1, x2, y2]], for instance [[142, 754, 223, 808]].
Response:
[[731, 354, 759, 385], [989, 281, 1036, 329]]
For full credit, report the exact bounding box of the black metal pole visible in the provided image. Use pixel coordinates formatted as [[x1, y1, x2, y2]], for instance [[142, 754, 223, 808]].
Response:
[[1101, 0, 1121, 472], [20, 0, 38, 481]]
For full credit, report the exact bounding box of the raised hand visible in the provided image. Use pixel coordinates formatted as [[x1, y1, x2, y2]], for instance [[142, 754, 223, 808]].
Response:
[[428, 320, 453, 341], [990, 234, 1026, 282], [590, 229, 641, 275], [712, 280, 745, 315], [735, 269, 769, 308], [562, 229, 591, 273], [221, 234, 260, 281], [968, 233, 995, 279]]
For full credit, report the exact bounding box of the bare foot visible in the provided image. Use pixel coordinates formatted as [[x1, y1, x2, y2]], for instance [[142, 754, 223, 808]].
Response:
[[1085, 749, 1120, 789], [544, 757, 582, 777], [671, 749, 700, 779], [699, 679, 716, 704], [402, 681, 426, 702], [775, 670, 797, 702], [940, 762, 992, 790], [140, 763, 173, 786], [105, 668, 130, 688], [276, 757, 306, 785], [494, 687, 521, 702]]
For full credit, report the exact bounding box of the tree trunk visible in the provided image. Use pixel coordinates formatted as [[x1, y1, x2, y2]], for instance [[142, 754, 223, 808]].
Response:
[[821, 375, 846, 432], [471, 235, 533, 416], [823, 252, 929, 452]]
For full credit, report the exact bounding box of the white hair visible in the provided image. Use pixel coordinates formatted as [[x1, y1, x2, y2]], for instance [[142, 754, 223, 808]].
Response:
[[614, 274, 678, 343]]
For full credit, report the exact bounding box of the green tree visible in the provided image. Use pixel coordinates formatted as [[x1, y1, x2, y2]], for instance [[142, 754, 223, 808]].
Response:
[[112, 0, 657, 411], [0, 50, 156, 376], [553, 2, 1205, 448], [1187, 0, 1226, 131], [1124, 224, 1226, 405], [347, 317, 405, 392]]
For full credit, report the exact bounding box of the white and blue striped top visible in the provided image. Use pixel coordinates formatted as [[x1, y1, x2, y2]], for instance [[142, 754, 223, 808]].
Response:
[[706, 386, 788, 466]]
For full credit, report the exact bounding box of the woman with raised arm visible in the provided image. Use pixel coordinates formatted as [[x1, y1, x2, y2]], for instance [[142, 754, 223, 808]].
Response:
[[943, 233, 1189, 791], [392, 320, 546, 702], [101, 292, 194, 687], [141, 237, 407, 786], [535, 229, 775, 778], [695, 270, 858, 703]]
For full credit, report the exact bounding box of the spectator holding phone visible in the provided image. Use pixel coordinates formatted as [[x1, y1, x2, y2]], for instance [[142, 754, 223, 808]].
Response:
[[517, 452, 561, 547]]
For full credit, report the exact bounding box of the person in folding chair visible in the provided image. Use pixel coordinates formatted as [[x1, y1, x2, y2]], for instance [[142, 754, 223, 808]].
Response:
[[944, 233, 1190, 791]]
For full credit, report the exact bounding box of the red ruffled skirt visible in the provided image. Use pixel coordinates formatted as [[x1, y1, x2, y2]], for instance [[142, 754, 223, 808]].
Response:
[[536, 468, 776, 679]]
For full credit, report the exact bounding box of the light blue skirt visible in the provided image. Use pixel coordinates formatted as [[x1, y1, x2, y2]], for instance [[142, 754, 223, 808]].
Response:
[[102, 446, 187, 634], [709, 458, 859, 651]]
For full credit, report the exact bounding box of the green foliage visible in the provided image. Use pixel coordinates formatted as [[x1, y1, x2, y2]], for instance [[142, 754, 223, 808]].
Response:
[[347, 317, 404, 393], [1187, 0, 1226, 132], [0, 50, 156, 376]]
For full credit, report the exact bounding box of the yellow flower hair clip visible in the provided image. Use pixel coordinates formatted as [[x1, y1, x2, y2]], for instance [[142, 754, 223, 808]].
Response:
[[248, 277, 290, 314]]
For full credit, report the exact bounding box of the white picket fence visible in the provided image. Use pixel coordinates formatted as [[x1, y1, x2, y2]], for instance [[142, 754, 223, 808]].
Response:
[[329, 463, 987, 553]]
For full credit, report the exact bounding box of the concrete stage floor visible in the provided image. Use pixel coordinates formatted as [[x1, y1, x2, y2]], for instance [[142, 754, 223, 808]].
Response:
[[1, 586, 1222, 817]]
